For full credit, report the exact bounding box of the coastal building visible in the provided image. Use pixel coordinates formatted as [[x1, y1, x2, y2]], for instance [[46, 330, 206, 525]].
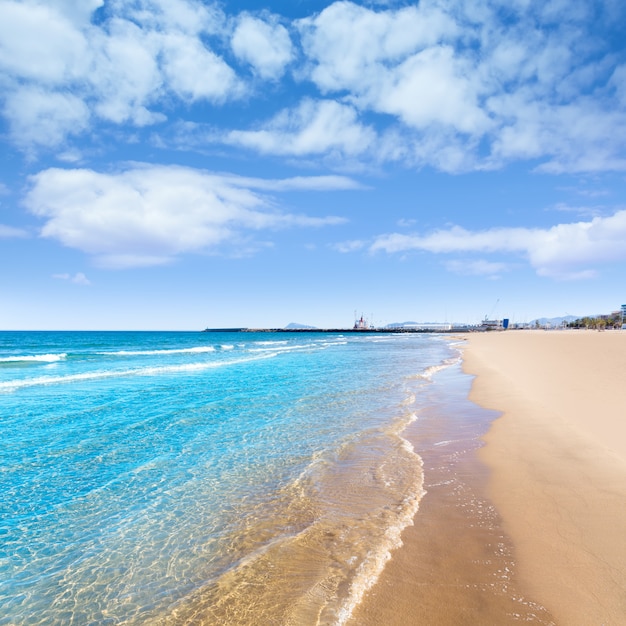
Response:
[[391, 322, 453, 331], [480, 318, 509, 330]]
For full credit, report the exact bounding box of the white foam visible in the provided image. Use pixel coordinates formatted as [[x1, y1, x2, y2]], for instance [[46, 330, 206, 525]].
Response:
[[0, 353, 67, 363], [247, 344, 311, 354], [334, 458, 425, 626], [108, 346, 216, 356], [409, 355, 462, 381], [0, 353, 277, 393]]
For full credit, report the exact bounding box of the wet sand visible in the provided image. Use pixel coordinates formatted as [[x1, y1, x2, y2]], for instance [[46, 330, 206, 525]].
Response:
[[348, 356, 555, 625], [463, 330, 626, 625], [350, 330, 626, 625]]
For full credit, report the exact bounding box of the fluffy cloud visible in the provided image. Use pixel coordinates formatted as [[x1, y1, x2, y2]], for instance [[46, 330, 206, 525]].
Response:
[[225, 99, 376, 158], [0, 1, 90, 83], [370, 211, 626, 279], [298, 3, 488, 136], [160, 32, 243, 102], [0, 0, 625, 174], [24, 165, 349, 268], [292, 0, 626, 172], [231, 14, 293, 80], [0, 0, 243, 149], [298, 2, 457, 93], [3, 87, 90, 148]]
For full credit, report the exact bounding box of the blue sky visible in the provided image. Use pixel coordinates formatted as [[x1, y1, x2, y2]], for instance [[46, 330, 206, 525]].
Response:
[[1, 0, 626, 329]]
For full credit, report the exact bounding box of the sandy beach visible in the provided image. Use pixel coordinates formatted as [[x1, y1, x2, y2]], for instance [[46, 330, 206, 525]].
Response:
[[464, 329, 626, 625], [350, 329, 626, 625]]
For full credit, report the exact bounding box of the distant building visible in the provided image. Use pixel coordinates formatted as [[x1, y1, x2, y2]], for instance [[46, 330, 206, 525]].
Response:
[[395, 322, 453, 331], [480, 318, 508, 330]]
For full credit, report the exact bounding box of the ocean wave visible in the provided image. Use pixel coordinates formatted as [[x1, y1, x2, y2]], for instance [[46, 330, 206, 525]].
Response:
[[108, 346, 216, 356], [247, 344, 311, 354], [408, 355, 462, 381], [0, 353, 277, 393], [0, 353, 67, 363]]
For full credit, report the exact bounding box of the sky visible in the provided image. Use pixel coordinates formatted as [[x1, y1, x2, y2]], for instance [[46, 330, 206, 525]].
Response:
[[1, 0, 626, 330]]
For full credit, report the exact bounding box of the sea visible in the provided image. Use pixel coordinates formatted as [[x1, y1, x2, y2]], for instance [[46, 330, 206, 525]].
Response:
[[0, 330, 475, 625]]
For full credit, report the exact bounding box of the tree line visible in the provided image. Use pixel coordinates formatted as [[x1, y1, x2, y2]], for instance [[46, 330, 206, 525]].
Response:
[[566, 313, 624, 330]]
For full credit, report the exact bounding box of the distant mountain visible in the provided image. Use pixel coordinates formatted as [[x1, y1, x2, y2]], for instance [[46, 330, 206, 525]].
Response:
[[530, 315, 579, 327], [284, 322, 318, 329]]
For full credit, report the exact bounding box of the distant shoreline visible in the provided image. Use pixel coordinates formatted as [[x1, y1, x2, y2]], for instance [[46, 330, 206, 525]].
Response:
[[203, 327, 471, 333]]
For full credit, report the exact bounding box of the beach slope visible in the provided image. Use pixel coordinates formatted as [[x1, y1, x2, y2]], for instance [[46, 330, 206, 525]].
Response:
[[464, 330, 626, 625]]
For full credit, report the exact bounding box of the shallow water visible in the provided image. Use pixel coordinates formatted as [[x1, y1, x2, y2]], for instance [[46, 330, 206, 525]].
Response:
[[0, 331, 462, 625]]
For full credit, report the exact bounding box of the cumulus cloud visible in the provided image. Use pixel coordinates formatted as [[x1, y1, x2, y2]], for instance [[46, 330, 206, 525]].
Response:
[[0, 0, 243, 150], [24, 164, 350, 268], [4, 87, 90, 148], [0, 0, 625, 174], [298, 2, 457, 93], [370, 211, 626, 279], [225, 99, 376, 157], [160, 31, 243, 102], [292, 0, 626, 172], [0, 1, 91, 83], [231, 14, 293, 80], [297, 1, 487, 135]]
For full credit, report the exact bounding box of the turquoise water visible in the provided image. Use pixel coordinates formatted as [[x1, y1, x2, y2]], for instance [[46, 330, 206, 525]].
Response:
[[0, 331, 461, 625]]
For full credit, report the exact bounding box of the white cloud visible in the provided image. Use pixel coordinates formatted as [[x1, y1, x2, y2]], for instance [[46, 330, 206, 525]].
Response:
[[225, 99, 376, 157], [370, 210, 626, 279], [89, 19, 165, 125], [3, 87, 90, 148], [374, 46, 491, 134], [231, 14, 293, 80], [0, 1, 90, 83], [298, 2, 488, 135], [293, 0, 626, 173], [160, 32, 244, 102], [0, 0, 243, 149], [24, 164, 349, 268], [0, 0, 625, 175], [109, 0, 222, 36], [53, 272, 91, 285], [43, 0, 104, 26], [332, 240, 367, 253], [298, 2, 457, 93]]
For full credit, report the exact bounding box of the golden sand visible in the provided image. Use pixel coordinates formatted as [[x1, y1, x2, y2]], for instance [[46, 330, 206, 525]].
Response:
[[350, 329, 626, 625], [464, 330, 626, 625]]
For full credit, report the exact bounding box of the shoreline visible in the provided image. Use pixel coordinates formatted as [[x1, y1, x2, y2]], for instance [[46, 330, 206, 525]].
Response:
[[463, 330, 626, 624], [348, 353, 555, 625], [349, 329, 626, 625]]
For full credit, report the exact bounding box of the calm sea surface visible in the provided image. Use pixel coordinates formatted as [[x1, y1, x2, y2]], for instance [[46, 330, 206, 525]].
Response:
[[0, 331, 463, 625]]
